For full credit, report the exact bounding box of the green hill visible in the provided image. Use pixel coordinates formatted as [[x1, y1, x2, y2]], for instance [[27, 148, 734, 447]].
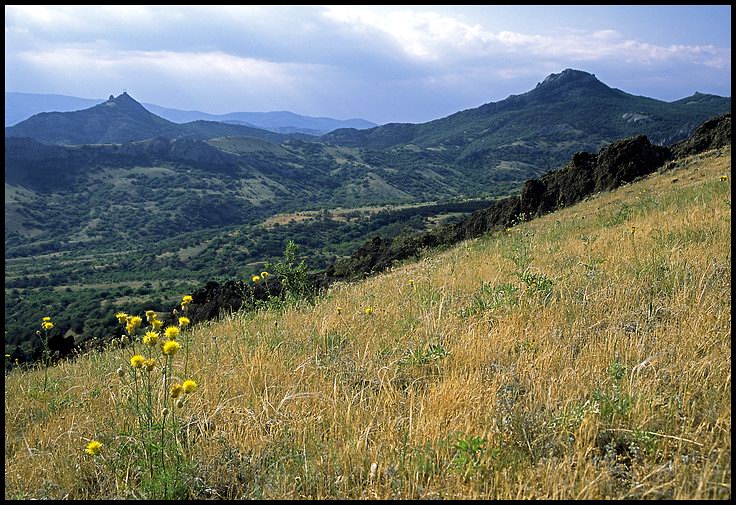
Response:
[[322, 69, 730, 186]]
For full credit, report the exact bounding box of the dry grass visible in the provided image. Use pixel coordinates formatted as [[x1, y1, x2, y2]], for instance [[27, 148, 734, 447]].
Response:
[[4, 147, 731, 499]]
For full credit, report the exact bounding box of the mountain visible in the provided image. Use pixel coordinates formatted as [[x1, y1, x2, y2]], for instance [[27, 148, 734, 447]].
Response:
[[4, 92, 102, 126], [321, 69, 730, 184], [4, 92, 290, 144], [5, 70, 731, 246], [4, 91, 378, 134], [142, 105, 378, 134]]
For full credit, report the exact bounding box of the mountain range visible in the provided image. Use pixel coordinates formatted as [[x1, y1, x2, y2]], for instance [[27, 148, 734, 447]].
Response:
[[6, 69, 730, 206], [4, 91, 378, 135], [4, 68, 731, 366], [5, 69, 730, 251]]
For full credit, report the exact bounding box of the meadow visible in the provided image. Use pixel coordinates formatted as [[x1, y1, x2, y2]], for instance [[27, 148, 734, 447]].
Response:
[[4, 146, 731, 499]]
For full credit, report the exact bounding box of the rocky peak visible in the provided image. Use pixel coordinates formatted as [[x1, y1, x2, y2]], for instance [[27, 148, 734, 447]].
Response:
[[108, 91, 149, 112], [530, 68, 613, 99]]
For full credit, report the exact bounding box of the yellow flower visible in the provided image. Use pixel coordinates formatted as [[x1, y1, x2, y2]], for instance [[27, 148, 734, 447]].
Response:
[[178, 317, 190, 327], [42, 316, 52, 322], [127, 316, 143, 329], [41, 321, 54, 330], [164, 326, 180, 339], [364, 306, 373, 315], [115, 312, 128, 323], [85, 440, 102, 456], [260, 271, 269, 278], [182, 379, 198, 394], [720, 175, 728, 182], [145, 310, 156, 323], [170, 383, 183, 398], [336, 307, 342, 315], [181, 295, 193, 306], [252, 275, 261, 283], [162, 340, 181, 356], [143, 358, 156, 372], [143, 331, 159, 346], [629, 225, 636, 235], [130, 355, 145, 368], [151, 319, 163, 330]]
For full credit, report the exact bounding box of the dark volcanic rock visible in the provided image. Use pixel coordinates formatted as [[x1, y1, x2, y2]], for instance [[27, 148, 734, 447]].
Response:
[[592, 135, 670, 192], [162, 277, 286, 328], [670, 113, 731, 159]]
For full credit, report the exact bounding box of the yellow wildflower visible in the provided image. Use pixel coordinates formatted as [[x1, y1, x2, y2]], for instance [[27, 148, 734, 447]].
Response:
[[181, 295, 193, 306], [127, 316, 143, 329], [42, 316, 52, 322], [182, 379, 198, 394], [260, 271, 269, 278], [164, 326, 180, 339], [336, 307, 342, 315], [143, 358, 156, 372], [41, 321, 54, 331], [252, 275, 261, 283], [365, 306, 373, 315], [170, 383, 183, 398], [85, 440, 102, 456], [178, 317, 190, 327], [151, 319, 163, 330], [162, 340, 181, 356], [130, 355, 145, 368], [720, 175, 728, 182], [143, 331, 159, 346]]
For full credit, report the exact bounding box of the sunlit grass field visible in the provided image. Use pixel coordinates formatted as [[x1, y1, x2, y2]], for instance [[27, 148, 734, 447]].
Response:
[[4, 147, 731, 499]]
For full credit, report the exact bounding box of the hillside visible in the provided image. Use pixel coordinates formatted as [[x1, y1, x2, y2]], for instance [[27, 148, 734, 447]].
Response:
[[4, 141, 730, 499], [322, 69, 730, 187], [4, 92, 289, 145]]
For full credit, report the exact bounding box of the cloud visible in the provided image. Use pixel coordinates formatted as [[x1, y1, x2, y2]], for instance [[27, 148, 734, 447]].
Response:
[[4, 5, 730, 123], [321, 5, 730, 69]]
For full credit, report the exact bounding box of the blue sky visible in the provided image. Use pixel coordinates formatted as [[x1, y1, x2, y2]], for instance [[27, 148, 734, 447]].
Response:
[[4, 5, 731, 124]]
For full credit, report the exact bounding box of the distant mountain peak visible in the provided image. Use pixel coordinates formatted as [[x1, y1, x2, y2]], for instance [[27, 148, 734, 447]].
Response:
[[536, 69, 602, 89], [104, 91, 148, 110]]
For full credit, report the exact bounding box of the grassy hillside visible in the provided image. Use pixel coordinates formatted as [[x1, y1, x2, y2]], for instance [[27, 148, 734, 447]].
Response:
[[4, 146, 730, 499]]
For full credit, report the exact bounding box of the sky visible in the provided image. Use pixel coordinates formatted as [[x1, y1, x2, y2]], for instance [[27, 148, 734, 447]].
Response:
[[4, 5, 732, 125]]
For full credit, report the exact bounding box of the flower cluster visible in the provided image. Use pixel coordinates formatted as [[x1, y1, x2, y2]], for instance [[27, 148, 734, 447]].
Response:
[[41, 316, 54, 331], [181, 295, 193, 311], [251, 271, 269, 283]]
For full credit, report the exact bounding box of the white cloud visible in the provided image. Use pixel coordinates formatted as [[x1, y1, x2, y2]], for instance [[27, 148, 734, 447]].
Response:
[[321, 5, 730, 69]]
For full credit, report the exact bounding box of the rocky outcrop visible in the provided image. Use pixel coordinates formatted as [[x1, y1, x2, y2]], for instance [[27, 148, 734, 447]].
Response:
[[670, 113, 731, 159], [447, 134, 669, 243]]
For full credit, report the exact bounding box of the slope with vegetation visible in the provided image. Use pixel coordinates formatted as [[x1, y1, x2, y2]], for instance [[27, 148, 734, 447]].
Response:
[[4, 136, 730, 499], [3, 71, 730, 369]]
